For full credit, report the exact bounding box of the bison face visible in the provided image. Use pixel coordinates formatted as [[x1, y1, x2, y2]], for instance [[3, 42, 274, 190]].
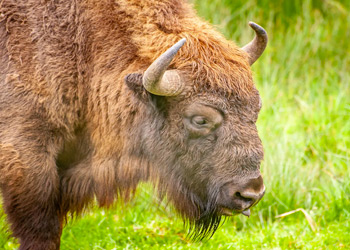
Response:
[[183, 95, 264, 215], [133, 89, 265, 239], [125, 23, 268, 239], [126, 75, 265, 238], [181, 97, 265, 213]]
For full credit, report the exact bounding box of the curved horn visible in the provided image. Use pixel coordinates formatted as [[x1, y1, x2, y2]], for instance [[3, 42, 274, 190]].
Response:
[[143, 38, 186, 96], [242, 22, 268, 65]]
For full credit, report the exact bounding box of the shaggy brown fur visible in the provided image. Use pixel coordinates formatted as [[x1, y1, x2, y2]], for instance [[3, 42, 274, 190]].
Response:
[[0, 0, 264, 249]]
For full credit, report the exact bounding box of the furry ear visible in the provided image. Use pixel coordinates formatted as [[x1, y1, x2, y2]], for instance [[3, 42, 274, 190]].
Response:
[[124, 73, 150, 102]]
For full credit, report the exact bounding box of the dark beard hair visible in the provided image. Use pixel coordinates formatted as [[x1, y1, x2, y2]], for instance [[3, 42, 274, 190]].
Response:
[[184, 187, 225, 241], [157, 168, 225, 241]]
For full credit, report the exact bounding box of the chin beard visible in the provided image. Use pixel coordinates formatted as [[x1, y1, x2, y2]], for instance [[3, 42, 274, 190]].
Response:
[[185, 188, 224, 241], [163, 180, 224, 240]]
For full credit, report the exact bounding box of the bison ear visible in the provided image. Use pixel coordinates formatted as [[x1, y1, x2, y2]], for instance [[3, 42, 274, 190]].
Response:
[[124, 73, 151, 101]]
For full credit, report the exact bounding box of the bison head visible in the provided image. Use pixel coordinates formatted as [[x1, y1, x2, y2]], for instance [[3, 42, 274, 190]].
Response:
[[125, 22, 267, 239]]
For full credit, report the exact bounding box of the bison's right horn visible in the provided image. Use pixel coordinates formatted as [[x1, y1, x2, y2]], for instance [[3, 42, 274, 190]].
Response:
[[142, 38, 186, 96], [242, 22, 268, 65]]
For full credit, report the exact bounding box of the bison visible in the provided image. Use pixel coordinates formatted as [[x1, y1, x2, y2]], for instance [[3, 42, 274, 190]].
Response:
[[0, 0, 268, 249]]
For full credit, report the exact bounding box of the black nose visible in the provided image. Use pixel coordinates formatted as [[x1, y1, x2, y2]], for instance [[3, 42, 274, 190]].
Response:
[[234, 175, 265, 210], [221, 175, 265, 211]]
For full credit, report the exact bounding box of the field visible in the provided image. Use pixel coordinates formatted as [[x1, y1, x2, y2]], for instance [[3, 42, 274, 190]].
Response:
[[1, 0, 350, 249]]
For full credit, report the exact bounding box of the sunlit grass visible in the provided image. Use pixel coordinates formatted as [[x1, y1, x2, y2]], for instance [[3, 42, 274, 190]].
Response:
[[1, 0, 349, 249]]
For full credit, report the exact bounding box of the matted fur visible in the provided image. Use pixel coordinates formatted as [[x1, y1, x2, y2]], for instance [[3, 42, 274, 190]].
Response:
[[0, 0, 263, 249]]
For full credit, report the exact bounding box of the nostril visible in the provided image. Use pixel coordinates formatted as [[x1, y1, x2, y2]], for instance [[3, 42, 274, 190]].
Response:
[[234, 192, 253, 203]]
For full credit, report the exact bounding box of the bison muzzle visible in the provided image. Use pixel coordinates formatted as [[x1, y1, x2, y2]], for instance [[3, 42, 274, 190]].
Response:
[[0, 0, 268, 249]]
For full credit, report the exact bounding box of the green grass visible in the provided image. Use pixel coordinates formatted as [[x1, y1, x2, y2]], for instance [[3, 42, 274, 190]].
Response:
[[1, 0, 350, 249]]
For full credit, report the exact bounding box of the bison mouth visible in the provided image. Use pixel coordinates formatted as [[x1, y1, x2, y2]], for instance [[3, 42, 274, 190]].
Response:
[[219, 206, 251, 217]]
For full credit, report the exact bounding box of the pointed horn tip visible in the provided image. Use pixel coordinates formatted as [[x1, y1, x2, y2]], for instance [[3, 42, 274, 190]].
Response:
[[163, 38, 187, 58], [248, 21, 267, 36], [174, 38, 187, 49], [179, 37, 187, 44]]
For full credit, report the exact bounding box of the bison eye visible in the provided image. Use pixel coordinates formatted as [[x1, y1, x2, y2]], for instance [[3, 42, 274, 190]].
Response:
[[192, 116, 207, 126], [184, 103, 223, 138]]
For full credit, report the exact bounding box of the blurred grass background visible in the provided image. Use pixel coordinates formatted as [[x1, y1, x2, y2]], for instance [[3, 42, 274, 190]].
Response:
[[1, 0, 349, 249]]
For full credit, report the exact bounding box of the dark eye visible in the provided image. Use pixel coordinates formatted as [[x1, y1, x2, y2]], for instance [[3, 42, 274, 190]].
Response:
[[192, 116, 207, 126]]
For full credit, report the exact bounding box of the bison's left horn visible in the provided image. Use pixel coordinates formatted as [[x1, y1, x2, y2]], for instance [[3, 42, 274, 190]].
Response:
[[143, 38, 186, 96], [242, 22, 268, 65]]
